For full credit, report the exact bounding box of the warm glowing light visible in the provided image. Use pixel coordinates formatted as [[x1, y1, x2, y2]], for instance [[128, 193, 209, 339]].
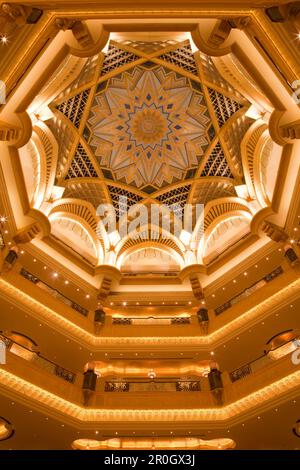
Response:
[[0, 36, 8, 45]]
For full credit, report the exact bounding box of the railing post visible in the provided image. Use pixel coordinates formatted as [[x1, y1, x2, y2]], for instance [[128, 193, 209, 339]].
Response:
[[208, 367, 224, 406], [82, 369, 97, 406]]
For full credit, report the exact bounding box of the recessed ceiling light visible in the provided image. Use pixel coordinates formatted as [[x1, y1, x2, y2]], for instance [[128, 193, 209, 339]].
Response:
[[53, 272, 58, 278], [65, 280, 69, 285], [86, 294, 90, 299], [233, 280, 237, 284], [0, 36, 8, 44]]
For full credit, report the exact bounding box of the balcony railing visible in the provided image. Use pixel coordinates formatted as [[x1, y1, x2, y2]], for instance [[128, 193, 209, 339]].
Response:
[[20, 268, 88, 317], [104, 380, 201, 392], [215, 266, 283, 316], [112, 316, 191, 325], [0, 333, 76, 384], [229, 335, 299, 383]]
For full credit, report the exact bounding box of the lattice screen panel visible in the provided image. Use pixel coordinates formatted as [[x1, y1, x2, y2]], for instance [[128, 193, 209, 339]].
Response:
[[208, 88, 243, 127], [65, 143, 98, 179], [222, 115, 252, 176], [47, 117, 75, 178], [115, 40, 178, 55], [56, 89, 90, 129], [108, 185, 143, 220], [201, 142, 233, 178], [158, 43, 198, 76], [65, 55, 99, 96], [100, 44, 140, 76], [156, 185, 191, 217], [198, 53, 243, 99]]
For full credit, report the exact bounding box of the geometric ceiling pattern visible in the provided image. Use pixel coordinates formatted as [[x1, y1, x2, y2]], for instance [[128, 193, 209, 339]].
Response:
[[88, 64, 211, 189], [50, 39, 252, 213]]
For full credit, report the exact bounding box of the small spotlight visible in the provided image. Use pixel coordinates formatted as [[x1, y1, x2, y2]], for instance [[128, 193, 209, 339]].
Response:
[[0, 36, 8, 44]]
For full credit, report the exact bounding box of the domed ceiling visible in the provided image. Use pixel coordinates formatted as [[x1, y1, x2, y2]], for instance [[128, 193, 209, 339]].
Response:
[[48, 39, 252, 212]]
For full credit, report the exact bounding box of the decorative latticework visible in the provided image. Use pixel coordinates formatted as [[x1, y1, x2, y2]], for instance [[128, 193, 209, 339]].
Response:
[[47, 117, 75, 177], [156, 185, 191, 217], [201, 142, 233, 178], [158, 42, 198, 75], [222, 115, 252, 176], [198, 53, 243, 99], [108, 185, 143, 219], [100, 44, 140, 76], [64, 181, 107, 209], [56, 89, 90, 129], [58, 55, 99, 99], [65, 143, 98, 179], [192, 181, 236, 205], [208, 88, 243, 127], [115, 40, 178, 55]]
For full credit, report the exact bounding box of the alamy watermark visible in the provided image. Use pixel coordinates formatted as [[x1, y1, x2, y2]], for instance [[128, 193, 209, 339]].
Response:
[[292, 80, 300, 105], [291, 339, 300, 365], [96, 198, 204, 245], [0, 80, 6, 104], [0, 340, 6, 364]]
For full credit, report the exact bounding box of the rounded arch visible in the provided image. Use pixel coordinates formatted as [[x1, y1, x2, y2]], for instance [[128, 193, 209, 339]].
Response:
[[117, 243, 184, 272], [49, 211, 104, 264], [200, 212, 252, 263]]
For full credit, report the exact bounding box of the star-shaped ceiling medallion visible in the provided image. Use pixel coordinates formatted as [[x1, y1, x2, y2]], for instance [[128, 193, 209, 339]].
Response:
[[87, 64, 211, 189]]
